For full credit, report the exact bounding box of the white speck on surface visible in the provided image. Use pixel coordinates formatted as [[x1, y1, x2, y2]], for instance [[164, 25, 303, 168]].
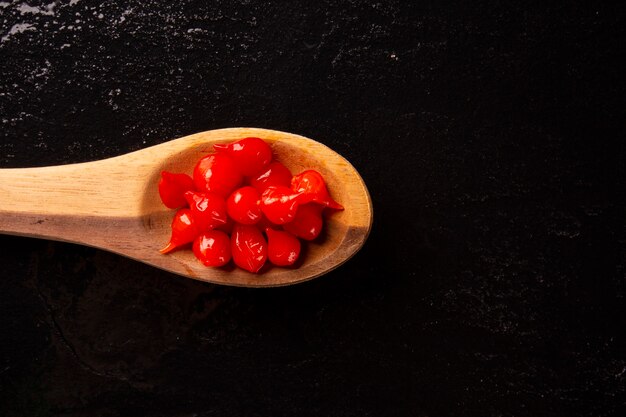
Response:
[[17, 3, 55, 16], [0, 2, 10, 8], [1, 23, 36, 43], [33, 60, 50, 78], [98, 13, 103, 19], [107, 88, 120, 109], [69, 0, 80, 5], [117, 8, 133, 24], [60, 43, 70, 49], [187, 28, 203, 34]]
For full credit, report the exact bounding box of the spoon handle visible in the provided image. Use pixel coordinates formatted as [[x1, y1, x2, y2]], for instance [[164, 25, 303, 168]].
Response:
[[0, 163, 144, 249]]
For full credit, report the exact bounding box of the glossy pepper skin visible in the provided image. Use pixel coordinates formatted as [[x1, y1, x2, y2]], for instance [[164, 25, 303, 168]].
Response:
[[193, 230, 231, 267], [160, 209, 199, 254], [193, 153, 243, 197], [266, 228, 301, 266], [260, 186, 302, 225], [249, 161, 292, 192], [231, 224, 268, 273], [214, 137, 273, 177], [291, 170, 344, 210], [184, 191, 228, 231], [283, 203, 324, 241], [158, 171, 195, 209], [226, 186, 262, 225]]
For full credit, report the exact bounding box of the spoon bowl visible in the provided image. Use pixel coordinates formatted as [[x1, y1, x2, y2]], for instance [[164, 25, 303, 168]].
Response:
[[0, 128, 372, 287]]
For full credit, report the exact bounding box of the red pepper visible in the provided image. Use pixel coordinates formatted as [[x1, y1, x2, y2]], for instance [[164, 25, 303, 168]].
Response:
[[283, 203, 324, 241], [184, 191, 228, 231], [214, 137, 273, 177], [266, 228, 301, 266], [291, 170, 343, 210], [260, 185, 302, 225], [160, 209, 199, 254], [193, 230, 231, 267], [193, 153, 243, 197], [158, 171, 195, 209], [226, 186, 262, 225], [231, 224, 268, 273], [249, 161, 292, 192]]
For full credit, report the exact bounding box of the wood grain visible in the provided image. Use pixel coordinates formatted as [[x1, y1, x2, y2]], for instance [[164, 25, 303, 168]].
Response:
[[0, 128, 372, 287]]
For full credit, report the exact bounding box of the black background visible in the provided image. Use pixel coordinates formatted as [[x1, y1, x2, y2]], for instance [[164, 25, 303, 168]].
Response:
[[1, 1, 625, 416]]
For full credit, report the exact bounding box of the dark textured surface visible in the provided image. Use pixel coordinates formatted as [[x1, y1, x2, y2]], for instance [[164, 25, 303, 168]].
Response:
[[1, 1, 625, 416]]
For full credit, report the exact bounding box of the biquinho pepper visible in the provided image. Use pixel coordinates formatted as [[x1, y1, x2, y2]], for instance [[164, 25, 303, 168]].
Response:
[[291, 170, 344, 210], [184, 191, 228, 231], [158, 171, 195, 209], [214, 137, 272, 177], [193, 153, 243, 197], [226, 186, 262, 225], [193, 230, 231, 267], [249, 161, 292, 192], [160, 209, 199, 254], [260, 185, 302, 225], [283, 203, 324, 241], [266, 228, 301, 266], [231, 224, 268, 273]]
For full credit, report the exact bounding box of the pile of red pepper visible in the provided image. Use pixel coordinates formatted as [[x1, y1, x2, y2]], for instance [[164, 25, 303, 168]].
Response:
[[158, 137, 343, 273]]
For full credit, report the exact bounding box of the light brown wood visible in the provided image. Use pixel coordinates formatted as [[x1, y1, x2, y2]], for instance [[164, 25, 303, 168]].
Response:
[[0, 128, 372, 287]]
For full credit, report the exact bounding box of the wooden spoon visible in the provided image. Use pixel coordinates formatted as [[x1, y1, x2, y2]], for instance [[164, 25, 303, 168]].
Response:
[[0, 128, 372, 287]]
